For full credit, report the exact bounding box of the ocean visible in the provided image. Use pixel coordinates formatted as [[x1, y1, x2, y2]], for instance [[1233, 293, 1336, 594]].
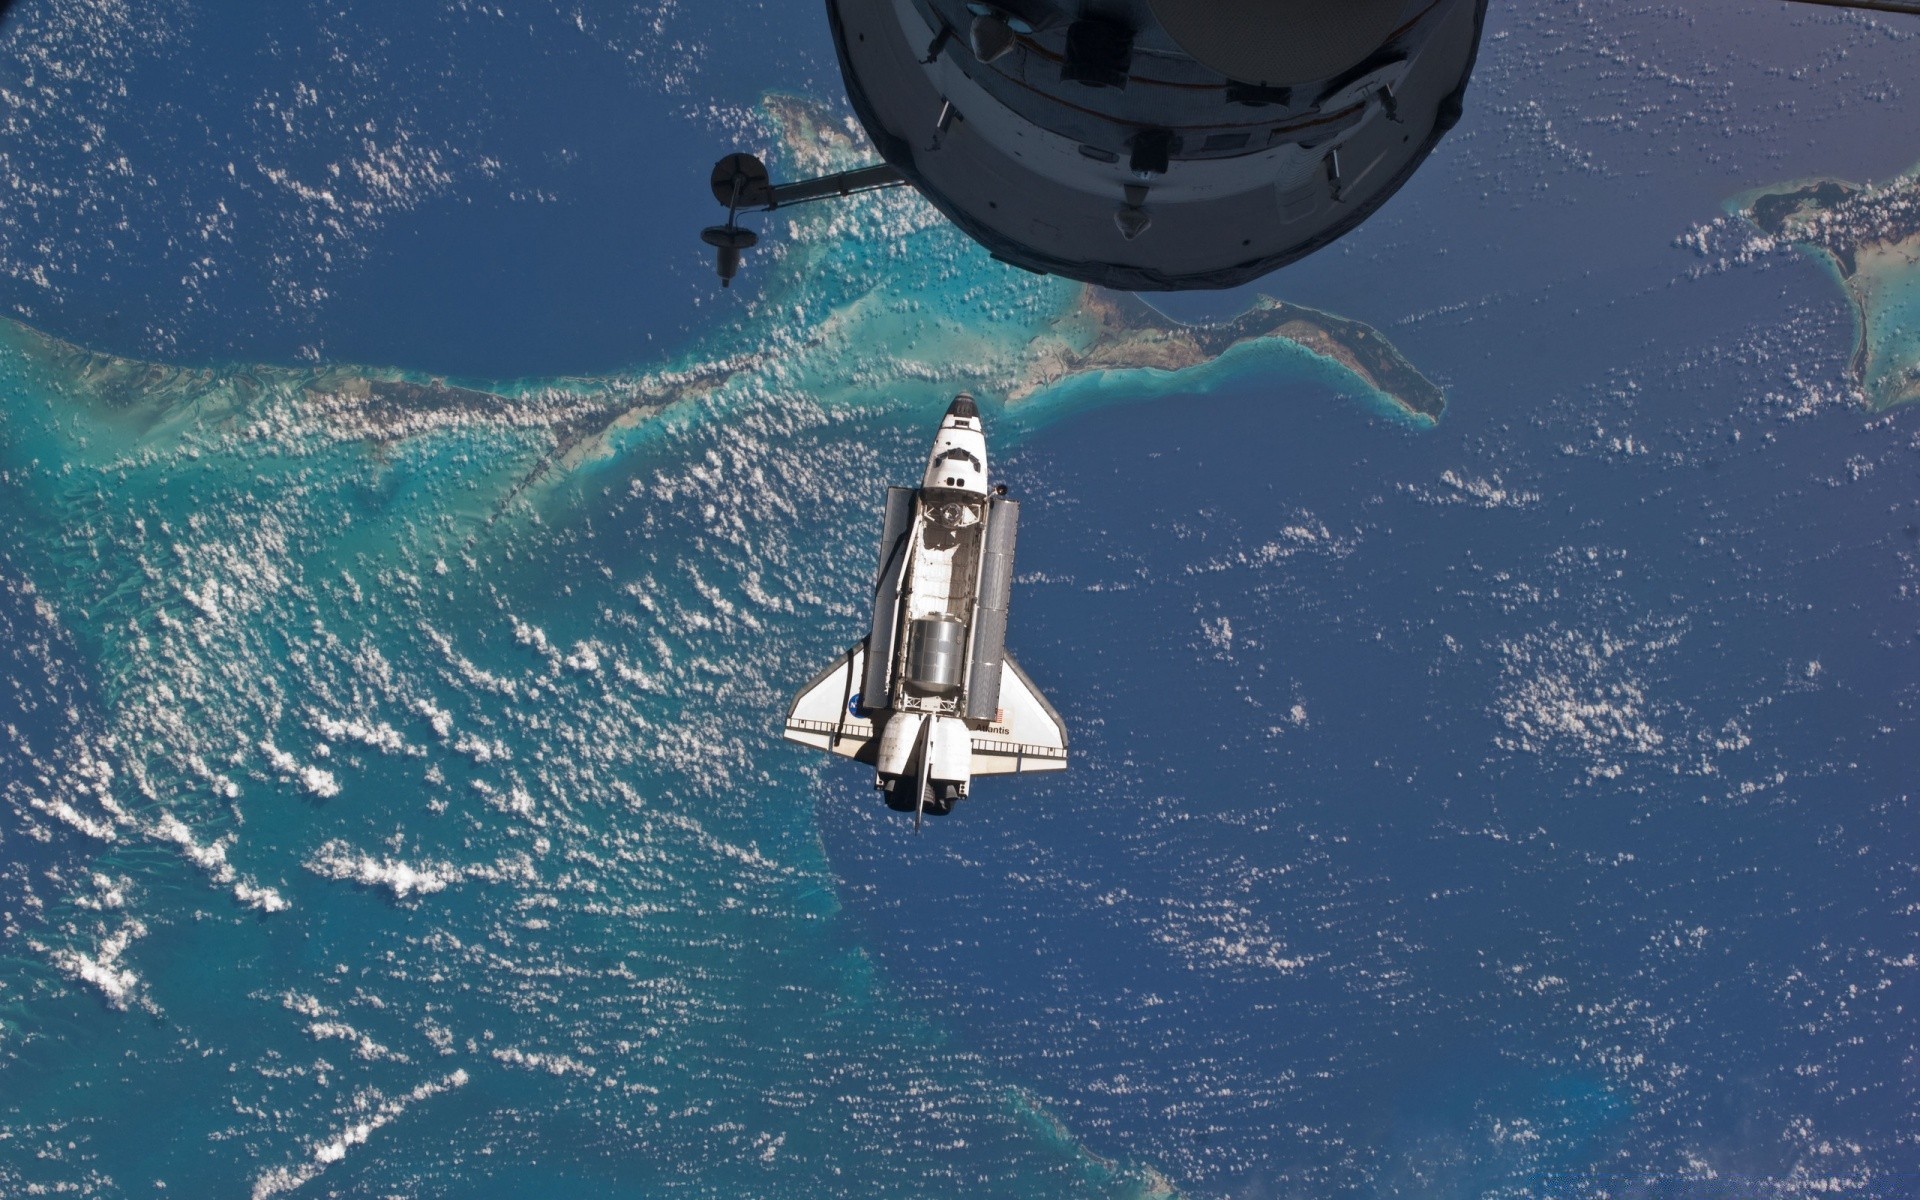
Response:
[[2, 2, 1918, 1197]]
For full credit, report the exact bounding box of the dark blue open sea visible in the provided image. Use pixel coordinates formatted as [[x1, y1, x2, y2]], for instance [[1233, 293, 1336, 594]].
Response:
[[1, 2, 1916, 1196]]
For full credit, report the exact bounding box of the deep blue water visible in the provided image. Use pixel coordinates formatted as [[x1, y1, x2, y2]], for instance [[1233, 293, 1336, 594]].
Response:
[[0, 0, 841, 375], [0, 554, 101, 946], [2, 1, 1918, 1197], [826, 264, 1920, 1192]]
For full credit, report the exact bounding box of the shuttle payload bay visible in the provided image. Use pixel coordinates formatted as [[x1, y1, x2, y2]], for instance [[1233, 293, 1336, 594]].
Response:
[[784, 395, 1067, 824]]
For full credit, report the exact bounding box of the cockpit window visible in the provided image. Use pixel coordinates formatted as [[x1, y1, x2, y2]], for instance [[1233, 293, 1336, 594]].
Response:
[[935, 448, 983, 472]]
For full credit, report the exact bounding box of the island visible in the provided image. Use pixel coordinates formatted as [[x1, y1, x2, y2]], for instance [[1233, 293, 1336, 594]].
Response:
[[1012, 288, 1445, 422], [4, 91, 1448, 529], [1737, 163, 1920, 410], [761, 92, 1447, 424]]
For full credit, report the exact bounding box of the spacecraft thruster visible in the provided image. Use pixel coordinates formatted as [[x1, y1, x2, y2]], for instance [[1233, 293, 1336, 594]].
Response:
[[706, 0, 1488, 290], [784, 394, 1067, 823]]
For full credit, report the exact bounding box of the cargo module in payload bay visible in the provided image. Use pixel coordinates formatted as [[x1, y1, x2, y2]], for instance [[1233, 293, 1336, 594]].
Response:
[[784, 395, 1068, 825]]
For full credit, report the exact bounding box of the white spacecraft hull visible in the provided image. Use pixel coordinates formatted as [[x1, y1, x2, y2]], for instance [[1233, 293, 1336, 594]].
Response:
[[784, 395, 1066, 819]]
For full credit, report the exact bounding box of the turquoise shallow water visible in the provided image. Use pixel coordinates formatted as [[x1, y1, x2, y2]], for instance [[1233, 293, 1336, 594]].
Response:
[[1727, 160, 1920, 409], [0, 151, 1359, 1193], [5, 6, 1920, 1197], [10, 217, 1916, 1195], [1859, 236, 1920, 405]]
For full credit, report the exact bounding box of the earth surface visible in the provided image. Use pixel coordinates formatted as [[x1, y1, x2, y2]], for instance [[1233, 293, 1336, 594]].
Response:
[[1, 2, 1917, 1197]]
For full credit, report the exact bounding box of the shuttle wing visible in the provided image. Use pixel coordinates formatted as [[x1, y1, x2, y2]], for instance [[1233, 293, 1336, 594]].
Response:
[[784, 642, 879, 763], [969, 655, 1068, 775]]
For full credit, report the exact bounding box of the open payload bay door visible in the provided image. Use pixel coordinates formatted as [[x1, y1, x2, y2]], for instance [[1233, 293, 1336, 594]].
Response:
[[969, 656, 1068, 775], [784, 642, 878, 763]]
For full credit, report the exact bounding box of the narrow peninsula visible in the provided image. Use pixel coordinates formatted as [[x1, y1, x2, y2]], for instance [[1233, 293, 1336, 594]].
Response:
[[1012, 289, 1444, 422], [0, 92, 1452, 517]]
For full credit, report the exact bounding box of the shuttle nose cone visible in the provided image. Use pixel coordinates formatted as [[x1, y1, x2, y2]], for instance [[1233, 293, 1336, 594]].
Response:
[[946, 393, 979, 420]]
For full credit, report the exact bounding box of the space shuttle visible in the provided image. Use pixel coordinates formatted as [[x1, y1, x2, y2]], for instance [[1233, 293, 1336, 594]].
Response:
[[784, 394, 1067, 823]]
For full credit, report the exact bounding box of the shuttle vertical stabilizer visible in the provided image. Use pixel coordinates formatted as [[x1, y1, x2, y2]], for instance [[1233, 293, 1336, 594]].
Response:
[[784, 395, 1067, 822]]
